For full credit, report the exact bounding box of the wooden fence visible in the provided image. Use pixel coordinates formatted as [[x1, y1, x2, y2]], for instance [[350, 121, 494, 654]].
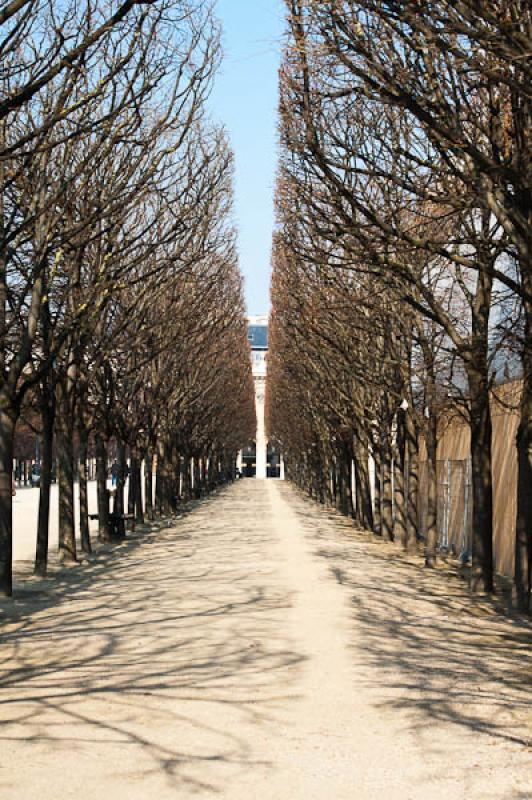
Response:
[[418, 380, 521, 578]]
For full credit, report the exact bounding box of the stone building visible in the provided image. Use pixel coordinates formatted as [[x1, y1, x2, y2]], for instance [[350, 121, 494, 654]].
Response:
[[239, 315, 282, 479]]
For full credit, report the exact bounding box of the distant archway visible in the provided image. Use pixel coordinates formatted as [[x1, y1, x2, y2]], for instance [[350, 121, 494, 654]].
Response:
[[241, 442, 257, 477]]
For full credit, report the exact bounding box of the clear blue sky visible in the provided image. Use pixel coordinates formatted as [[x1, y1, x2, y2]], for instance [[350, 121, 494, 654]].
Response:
[[209, 0, 284, 315]]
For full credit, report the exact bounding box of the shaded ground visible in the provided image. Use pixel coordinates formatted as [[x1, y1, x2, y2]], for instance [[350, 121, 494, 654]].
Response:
[[0, 481, 530, 799], [12, 478, 129, 563]]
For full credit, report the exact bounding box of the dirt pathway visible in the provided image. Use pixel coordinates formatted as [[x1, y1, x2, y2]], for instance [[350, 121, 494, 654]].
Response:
[[1, 481, 530, 799]]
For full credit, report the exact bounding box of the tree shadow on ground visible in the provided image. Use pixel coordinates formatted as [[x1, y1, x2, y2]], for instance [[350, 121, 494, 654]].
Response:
[[0, 484, 305, 795], [282, 484, 532, 755]]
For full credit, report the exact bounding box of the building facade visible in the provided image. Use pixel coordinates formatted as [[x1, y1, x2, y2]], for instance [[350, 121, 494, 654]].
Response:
[[240, 315, 282, 479]]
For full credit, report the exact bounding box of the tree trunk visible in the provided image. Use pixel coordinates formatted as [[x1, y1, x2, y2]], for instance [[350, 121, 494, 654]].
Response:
[[207, 453, 215, 491], [424, 414, 438, 567], [335, 458, 342, 512], [466, 249, 494, 593], [337, 444, 351, 516], [183, 456, 193, 504], [56, 411, 76, 563], [145, 452, 154, 521], [128, 451, 137, 516], [515, 291, 532, 611], [115, 440, 127, 514], [355, 440, 374, 531], [330, 459, 338, 508], [133, 450, 144, 524], [155, 440, 163, 513], [0, 400, 16, 596], [35, 393, 56, 575], [170, 446, 179, 510], [112, 441, 126, 539], [193, 457, 201, 498], [393, 409, 408, 547], [177, 454, 185, 504], [405, 411, 419, 550], [381, 432, 394, 541], [468, 370, 494, 593], [78, 429, 91, 555], [373, 444, 381, 535], [96, 433, 110, 542], [198, 457, 204, 494], [158, 439, 175, 513]]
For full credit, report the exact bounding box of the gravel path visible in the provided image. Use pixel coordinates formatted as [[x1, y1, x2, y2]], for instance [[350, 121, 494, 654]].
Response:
[[1, 480, 530, 799]]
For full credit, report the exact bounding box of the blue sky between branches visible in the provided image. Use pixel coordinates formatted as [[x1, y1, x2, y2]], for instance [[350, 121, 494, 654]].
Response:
[[210, 0, 284, 315]]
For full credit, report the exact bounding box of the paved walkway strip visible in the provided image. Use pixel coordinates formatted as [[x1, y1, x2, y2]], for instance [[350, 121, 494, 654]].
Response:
[[1, 482, 531, 799]]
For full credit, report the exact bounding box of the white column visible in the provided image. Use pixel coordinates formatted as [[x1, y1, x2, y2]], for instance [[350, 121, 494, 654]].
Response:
[[255, 377, 267, 479]]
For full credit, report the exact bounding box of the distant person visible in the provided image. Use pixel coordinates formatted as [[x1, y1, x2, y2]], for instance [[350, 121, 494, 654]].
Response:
[[12, 476, 16, 496], [111, 460, 119, 487]]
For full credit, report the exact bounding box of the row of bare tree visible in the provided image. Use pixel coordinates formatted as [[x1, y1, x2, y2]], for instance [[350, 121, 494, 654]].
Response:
[[1, 1, 256, 596], [266, 1, 531, 609]]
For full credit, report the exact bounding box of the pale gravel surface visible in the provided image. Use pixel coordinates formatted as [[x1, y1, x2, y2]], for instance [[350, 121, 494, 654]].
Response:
[[1, 480, 531, 799]]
